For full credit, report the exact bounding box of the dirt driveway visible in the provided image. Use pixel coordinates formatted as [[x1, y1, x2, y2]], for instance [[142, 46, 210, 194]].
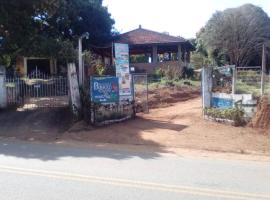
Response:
[[64, 98, 270, 156], [1, 97, 270, 156]]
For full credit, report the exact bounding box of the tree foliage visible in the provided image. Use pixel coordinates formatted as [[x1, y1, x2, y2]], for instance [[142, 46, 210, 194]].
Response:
[[200, 4, 270, 66], [0, 0, 115, 65]]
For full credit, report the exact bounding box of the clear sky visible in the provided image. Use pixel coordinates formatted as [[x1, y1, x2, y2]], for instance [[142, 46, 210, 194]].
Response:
[[103, 0, 270, 39]]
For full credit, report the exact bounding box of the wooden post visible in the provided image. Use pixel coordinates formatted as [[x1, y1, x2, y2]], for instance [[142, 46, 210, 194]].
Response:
[[152, 45, 158, 64], [261, 44, 266, 96], [78, 37, 83, 86]]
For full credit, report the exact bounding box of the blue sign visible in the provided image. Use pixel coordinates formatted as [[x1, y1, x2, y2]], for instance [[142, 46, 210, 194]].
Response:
[[91, 77, 119, 103], [212, 97, 233, 109]]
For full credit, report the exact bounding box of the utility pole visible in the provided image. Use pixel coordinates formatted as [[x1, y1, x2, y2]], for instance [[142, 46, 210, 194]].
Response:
[[78, 32, 89, 87], [78, 37, 83, 86], [261, 44, 266, 96]]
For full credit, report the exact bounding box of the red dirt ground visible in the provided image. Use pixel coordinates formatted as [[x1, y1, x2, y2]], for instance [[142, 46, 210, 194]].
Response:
[[1, 86, 269, 156], [64, 98, 270, 156], [249, 96, 270, 129]]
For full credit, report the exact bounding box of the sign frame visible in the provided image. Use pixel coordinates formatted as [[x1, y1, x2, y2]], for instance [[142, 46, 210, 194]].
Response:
[[90, 76, 119, 104]]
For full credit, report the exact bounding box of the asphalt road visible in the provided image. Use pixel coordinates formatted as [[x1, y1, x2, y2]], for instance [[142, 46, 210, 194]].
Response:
[[0, 139, 270, 200]]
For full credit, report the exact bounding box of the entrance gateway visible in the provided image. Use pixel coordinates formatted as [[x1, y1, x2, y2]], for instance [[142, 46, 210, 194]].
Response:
[[4, 68, 68, 109]]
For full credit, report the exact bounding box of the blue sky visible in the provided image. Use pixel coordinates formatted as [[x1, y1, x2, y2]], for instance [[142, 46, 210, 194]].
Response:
[[103, 0, 270, 38]]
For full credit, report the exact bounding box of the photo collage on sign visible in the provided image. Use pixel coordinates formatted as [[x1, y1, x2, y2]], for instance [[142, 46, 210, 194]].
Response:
[[114, 43, 132, 100]]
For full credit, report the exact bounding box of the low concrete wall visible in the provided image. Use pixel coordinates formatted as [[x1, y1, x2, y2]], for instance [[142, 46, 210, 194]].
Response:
[[212, 92, 257, 119], [131, 61, 184, 74]]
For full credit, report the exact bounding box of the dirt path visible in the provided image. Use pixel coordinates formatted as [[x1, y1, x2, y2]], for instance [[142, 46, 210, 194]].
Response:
[[64, 98, 270, 156], [1, 97, 269, 156]]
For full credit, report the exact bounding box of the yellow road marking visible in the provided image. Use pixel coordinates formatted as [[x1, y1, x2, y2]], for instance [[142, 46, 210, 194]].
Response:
[[0, 165, 269, 200]]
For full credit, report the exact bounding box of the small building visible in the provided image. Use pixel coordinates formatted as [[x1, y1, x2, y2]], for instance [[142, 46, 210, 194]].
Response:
[[15, 56, 58, 76], [115, 26, 195, 73]]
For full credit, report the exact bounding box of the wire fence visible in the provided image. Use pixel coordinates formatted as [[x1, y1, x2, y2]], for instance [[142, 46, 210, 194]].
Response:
[[264, 72, 270, 95], [211, 66, 270, 97], [132, 73, 149, 113], [235, 66, 262, 96]]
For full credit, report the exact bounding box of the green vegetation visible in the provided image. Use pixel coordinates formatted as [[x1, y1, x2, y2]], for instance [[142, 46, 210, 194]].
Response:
[[236, 81, 261, 97], [204, 107, 245, 126], [0, 0, 116, 66], [148, 79, 200, 90], [191, 4, 270, 68]]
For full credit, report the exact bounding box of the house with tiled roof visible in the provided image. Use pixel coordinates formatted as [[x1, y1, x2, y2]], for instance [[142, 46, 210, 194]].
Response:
[[114, 25, 195, 73], [92, 25, 195, 74]]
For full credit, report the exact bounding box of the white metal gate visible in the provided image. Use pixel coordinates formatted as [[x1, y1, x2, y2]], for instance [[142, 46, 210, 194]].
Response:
[[5, 74, 69, 109]]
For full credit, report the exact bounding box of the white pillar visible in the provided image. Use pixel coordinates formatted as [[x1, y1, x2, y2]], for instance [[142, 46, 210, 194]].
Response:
[[78, 37, 83, 86], [0, 66, 7, 108], [232, 66, 237, 95], [202, 67, 213, 110], [68, 63, 81, 115], [152, 45, 158, 64]]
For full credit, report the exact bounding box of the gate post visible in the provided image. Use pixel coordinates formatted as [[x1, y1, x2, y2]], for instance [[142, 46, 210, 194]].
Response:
[[202, 67, 213, 111], [0, 66, 7, 108], [67, 63, 81, 116]]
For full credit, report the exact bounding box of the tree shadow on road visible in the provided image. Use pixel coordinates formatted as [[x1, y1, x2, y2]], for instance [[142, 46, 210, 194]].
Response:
[[0, 106, 188, 161]]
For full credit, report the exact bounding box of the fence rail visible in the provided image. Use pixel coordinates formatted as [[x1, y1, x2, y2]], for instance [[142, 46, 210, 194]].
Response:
[[211, 66, 270, 97], [5, 75, 69, 109]]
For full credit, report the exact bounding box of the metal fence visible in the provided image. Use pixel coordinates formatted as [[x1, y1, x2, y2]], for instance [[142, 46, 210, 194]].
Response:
[[5, 75, 69, 109], [235, 66, 262, 96], [263, 72, 270, 95], [132, 73, 149, 113], [211, 66, 270, 97]]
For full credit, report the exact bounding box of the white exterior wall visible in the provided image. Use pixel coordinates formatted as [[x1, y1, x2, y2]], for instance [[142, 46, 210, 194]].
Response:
[[0, 66, 7, 108]]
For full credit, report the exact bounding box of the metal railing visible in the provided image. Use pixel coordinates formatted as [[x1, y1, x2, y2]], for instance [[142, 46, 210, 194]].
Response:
[[5, 75, 69, 109]]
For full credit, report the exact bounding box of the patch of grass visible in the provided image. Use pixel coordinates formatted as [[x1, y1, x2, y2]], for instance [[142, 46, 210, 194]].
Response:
[[236, 80, 261, 97], [204, 107, 245, 126], [148, 78, 200, 90]]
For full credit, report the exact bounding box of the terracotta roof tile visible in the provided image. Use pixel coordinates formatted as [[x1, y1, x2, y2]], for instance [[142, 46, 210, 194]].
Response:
[[116, 27, 187, 45]]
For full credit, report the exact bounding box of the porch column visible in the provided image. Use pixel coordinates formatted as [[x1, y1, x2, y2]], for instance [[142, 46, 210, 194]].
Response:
[[177, 44, 182, 63], [152, 45, 158, 64]]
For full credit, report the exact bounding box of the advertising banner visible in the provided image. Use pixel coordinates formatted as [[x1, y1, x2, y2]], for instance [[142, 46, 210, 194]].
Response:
[[114, 43, 132, 99], [91, 77, 119, 103]]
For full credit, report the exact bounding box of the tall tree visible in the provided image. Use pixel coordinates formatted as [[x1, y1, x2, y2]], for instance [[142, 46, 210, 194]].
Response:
[[0, 0, 115, 65], [200, 4, 270, 66]]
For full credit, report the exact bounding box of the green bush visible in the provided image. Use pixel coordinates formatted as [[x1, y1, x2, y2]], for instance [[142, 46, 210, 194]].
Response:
[[204, 107, 245, 126], [182, 66, 194, 79], [94, 64, 106, 76]]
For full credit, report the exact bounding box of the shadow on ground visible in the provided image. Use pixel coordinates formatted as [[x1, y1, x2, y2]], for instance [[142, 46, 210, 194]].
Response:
[[0, 107, 73, 141], [0, 139, 170, 161], [0, 109, 188, 161], [64, 117, 188, 146]]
